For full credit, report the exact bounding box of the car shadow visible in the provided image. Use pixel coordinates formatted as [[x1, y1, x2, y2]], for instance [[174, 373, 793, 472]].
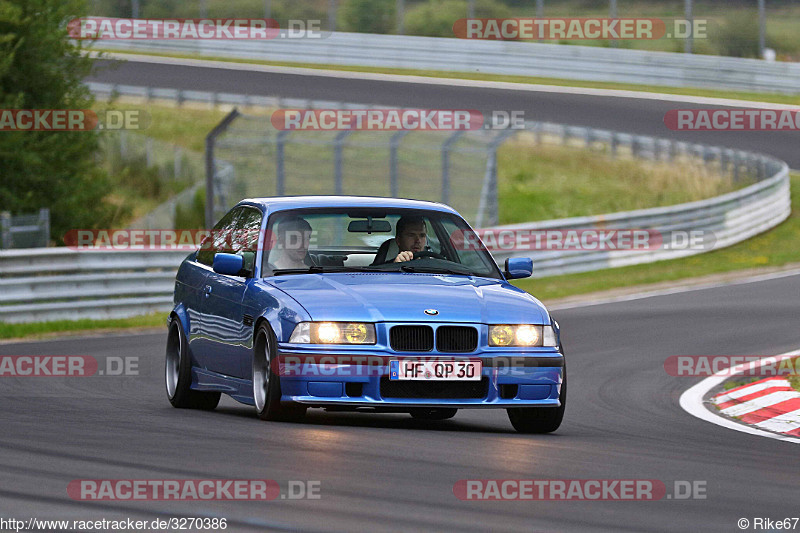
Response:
[[212, 405, 546, 435]]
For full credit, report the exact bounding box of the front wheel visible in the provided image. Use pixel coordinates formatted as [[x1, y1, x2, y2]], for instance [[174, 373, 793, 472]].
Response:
[[165, 319, 220, 410], [507, 366, 566, 434], [253, 324, 306, 422]]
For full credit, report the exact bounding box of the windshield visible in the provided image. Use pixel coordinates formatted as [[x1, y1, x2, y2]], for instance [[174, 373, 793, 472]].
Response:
[[261, 208, 502, 279]]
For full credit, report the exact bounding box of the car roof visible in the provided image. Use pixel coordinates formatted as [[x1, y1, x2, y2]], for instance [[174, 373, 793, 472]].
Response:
[[238, 196, 459, 215]]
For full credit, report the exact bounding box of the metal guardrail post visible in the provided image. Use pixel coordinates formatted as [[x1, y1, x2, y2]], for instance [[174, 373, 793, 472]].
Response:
[[476, 129, 516, 227], [390, 130, 410, 197], [441, 131, 466, 205], [334, 130, 352, 195], [328, 0, 337, 32], [536, 0, 544, 42], [276, 129, 291, 195], [38, 208, 50, 247], [0, 212, 10, 250], [396, 0, 404, 34], [685, 0, 693, 54], [205, 109, 241, 228]]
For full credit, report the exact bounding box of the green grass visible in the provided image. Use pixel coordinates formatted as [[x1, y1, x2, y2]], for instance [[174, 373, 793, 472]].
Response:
[[722, 377, 759, 391], [497, 139, 744, 224], [97, 49, 800, 107], [512, 172, 800, 301], [93, 101, 228, 152], [789, 358, 800, 392], [0, 313, 165, 341]]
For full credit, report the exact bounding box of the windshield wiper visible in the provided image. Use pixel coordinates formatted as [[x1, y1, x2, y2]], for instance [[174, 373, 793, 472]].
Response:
[[272, 266, 386, 276], [399, 265, 472, 276]]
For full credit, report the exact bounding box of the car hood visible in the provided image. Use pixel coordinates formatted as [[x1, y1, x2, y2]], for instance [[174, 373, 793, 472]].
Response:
[[265, 273, 549, 324]]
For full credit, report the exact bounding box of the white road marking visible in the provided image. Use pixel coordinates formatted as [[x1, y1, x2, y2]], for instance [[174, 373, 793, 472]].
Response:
[[551, 268, 800, 311], [713, 379, 792, 404], [679, 350, 800, 444], [756, 408, 800, 433], [718, 391, 800, 417]]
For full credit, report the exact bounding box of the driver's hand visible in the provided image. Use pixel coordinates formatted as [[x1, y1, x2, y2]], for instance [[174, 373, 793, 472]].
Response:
[[394, 251, 414, 263]]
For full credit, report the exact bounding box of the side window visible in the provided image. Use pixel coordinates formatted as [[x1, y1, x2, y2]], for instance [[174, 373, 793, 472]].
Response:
[[196, 207, 241, 266], [235, 208, 263, 275]]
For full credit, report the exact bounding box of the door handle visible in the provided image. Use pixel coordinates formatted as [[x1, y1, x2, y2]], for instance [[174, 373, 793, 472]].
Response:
[[204, 285, 212, 297]]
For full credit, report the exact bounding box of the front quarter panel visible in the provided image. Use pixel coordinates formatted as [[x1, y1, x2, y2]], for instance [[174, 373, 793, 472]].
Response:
[[245, 280, 312, 344]]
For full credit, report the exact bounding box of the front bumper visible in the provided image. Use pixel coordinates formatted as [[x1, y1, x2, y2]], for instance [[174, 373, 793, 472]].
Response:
[[276, 347, 564, 409]]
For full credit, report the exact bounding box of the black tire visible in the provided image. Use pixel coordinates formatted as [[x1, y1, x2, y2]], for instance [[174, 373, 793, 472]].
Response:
[[507, 365, 566, 434], [165, 319, 220, 410], [410, 408, 458, 420], [252, 323, 306, 422]]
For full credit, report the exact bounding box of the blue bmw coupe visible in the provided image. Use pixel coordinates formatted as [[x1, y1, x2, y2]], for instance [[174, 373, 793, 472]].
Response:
[[166, 196, 565, 433]]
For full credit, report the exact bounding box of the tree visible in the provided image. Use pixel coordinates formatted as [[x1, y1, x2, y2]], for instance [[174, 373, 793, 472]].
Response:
[[0, 0, 113, 244], [339, 0, 395, 35]]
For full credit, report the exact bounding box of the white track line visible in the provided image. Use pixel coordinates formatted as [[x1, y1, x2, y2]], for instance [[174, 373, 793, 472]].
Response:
[[551, 268, 800, 311], [714, 379, 792, 403], [756, 408, 800, 433], [679, 350, 800, 444], [718, 390, 800, 417], [96, 51, 800, 110]]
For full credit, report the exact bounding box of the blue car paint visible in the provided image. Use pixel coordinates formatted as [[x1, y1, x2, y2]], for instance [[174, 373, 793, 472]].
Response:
[[171, 196, 564, 410]]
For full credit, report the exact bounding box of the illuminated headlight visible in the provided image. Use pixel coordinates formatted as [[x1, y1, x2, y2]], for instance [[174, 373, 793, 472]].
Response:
[[489, 325, 558, 347], [289, 322, 376, 344]]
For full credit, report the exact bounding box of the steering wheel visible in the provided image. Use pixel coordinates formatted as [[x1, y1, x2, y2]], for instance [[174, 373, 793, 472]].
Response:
[[413, 250, 447, 260]]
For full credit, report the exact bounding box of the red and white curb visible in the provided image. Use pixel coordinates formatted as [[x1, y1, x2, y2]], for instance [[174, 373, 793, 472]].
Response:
[[713, 378, 800, 437], [679, 350, 800, 444]]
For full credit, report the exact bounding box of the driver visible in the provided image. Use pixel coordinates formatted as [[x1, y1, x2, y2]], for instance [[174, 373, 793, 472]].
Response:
[[393, 216, 428, 263], [269, 216, 313, 269]]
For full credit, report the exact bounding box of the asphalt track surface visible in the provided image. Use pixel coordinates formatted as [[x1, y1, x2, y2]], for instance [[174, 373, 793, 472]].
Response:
[[2, 272, 799, 532], [87, 58, 800, 168], [6, 58, 788, 531]]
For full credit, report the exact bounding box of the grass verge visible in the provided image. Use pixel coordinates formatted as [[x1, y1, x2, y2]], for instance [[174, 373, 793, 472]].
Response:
[[497, 137, 743, 224], [512, 172, 800, 301], [0, 313, 165, 341]]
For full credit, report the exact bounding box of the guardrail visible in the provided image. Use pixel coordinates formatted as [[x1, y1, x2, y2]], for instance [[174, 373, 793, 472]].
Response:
[[0, 140, 788, 323], [2, 84, 791, 323], [1, 209, 50, 249], [96, 31, 800, 95], [0, 248, 186, 323]]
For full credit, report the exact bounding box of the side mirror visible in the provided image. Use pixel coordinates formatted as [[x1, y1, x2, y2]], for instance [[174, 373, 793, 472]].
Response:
[[504, 257, 533, 279], [213, 253, 244, 276]]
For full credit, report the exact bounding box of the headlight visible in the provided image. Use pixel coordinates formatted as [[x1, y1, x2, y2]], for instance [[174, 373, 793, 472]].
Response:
[[489, 325, 558, 347], [289, 322, 376, 344]]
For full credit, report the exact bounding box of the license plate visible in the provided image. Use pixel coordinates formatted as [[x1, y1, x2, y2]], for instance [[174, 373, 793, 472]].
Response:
[[389, 360, 482, 381]]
